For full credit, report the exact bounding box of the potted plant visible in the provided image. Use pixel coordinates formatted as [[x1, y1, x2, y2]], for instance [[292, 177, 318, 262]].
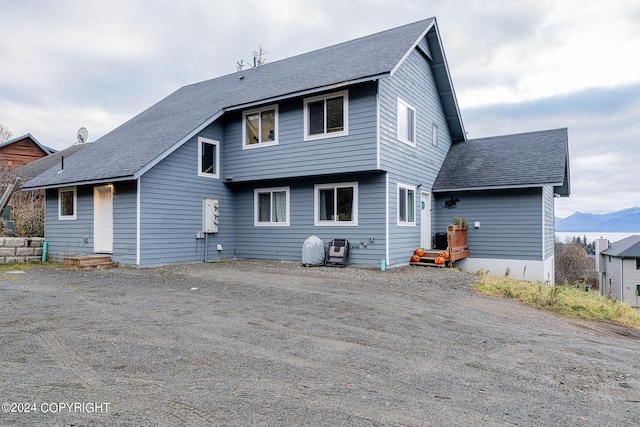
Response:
[[452, 216, 468, 228]]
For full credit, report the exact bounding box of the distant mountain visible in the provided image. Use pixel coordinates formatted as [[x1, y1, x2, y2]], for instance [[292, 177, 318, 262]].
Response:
[[556, 206, 640, 231]]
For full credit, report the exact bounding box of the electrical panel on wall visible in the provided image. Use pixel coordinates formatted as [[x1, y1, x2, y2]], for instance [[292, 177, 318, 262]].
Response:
[[203, 198, 219, 233]]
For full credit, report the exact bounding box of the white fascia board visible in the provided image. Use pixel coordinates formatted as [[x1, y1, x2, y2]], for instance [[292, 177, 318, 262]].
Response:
[[133, 110, 225, 179]]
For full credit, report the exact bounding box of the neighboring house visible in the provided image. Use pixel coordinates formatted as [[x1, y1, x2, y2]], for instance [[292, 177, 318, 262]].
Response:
[[0, 134, 56, 168], [595, 236, 640, 307], [23, 18, 570, 280]]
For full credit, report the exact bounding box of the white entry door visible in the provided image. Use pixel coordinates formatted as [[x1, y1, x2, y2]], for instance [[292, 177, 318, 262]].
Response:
[[94, 185, 113, 253], [420, 191, 431, 249]]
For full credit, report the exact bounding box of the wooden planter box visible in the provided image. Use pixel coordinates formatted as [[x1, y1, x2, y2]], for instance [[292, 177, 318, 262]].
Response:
[[447, 225, 469, 266]]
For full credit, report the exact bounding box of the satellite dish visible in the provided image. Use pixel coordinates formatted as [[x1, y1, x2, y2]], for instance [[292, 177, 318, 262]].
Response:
[[76, 127, 89, 144]]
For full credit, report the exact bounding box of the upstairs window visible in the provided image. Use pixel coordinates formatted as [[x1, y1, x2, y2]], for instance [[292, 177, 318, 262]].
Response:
[[397, 184, 416, 225], [397, 98, 416, 146], [314, 182, 358, 226], [243, 105, 278, 149], [636, 258, 640, 269], [198, 137, 219, 178], [304, 90, 348, 140], [58, 187, 77, 220], [254, 187, 290, 226]]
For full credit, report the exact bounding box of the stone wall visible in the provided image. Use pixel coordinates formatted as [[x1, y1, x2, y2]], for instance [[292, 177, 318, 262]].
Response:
[[0, 237, 44, 263]]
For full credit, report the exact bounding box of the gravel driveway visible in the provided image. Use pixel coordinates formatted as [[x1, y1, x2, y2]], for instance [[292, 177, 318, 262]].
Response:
[[1, 261, 639, 426]]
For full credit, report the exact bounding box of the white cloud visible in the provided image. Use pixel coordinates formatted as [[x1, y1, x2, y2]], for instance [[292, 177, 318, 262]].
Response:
[[1, 0, 638, 219]]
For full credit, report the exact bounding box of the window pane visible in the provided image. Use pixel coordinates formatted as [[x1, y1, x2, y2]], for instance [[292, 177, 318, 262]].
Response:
[[60, 190, 74, 216], [406, 108, 414, 142], [319, 189, 334, 220], [399, 103, 414, 142], [258, 193, 271, 222], [261, 110, 275, 142], [308, 101, 324, 135], [336, 187, 353, 221], [201, 142, 216, 174], [407, 189, 415, 222], [272, 191, 286, 223], [246, 113, 260, 144], [326, 96, 344, 133], [399, 188, 406, 222]]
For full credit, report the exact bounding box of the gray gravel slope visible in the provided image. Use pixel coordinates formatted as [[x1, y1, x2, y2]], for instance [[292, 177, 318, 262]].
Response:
[[0, 261, 638, 426]]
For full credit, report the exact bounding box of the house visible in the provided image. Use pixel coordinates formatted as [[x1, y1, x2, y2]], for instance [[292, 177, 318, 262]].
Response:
[[595, 236, 640, 306], [22, 18, 570, 280], [0, 133, 56, 169]]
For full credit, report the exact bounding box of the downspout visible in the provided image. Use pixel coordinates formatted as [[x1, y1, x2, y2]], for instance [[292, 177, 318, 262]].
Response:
[[621, 258, 624, 302]]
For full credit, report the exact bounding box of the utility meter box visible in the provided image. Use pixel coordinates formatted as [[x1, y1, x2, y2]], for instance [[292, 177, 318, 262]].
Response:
[[202, 198, 219, 233]]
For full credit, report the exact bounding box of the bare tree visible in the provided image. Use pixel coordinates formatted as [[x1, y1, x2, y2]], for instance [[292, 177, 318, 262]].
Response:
[[0, 160, 44, 237], [555, 239, 588, 285], [236, 46, 267, 71], [0, 124, 12, 143]]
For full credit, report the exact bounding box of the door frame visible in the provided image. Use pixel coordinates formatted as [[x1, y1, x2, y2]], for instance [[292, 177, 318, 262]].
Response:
[[93, 185, 114, 253]]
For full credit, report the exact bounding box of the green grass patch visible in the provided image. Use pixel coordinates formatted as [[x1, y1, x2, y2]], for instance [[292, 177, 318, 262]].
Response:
[[0, 261, 62, 271], [474, 273, 640, 330]]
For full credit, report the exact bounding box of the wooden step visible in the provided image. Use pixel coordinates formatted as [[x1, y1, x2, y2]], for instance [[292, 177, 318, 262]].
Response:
[[63, 256, 118, 271]]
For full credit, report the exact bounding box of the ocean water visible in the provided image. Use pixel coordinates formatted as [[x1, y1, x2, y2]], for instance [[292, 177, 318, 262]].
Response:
[[555, 231, 640, 243]]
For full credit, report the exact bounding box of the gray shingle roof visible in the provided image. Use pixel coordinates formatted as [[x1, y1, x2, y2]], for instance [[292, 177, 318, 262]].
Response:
[[25, 18, 462, 190], [433, 128, 570, 195], [18, 143, 89, 180], [602, 235, 640, 258]]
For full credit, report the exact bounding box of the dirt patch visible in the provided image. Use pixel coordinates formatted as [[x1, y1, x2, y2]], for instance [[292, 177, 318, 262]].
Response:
[[1, 261, 639, 426]]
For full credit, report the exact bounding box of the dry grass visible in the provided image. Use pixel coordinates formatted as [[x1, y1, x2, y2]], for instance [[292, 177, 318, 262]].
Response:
[[475, 273, 640, 330]]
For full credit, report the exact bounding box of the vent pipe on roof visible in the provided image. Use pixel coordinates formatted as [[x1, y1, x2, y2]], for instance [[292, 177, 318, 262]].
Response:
[[60, 155, 64, 172]]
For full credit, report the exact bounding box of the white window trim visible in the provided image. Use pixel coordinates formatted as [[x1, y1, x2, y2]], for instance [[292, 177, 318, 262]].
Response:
[[242, 104, 279, 150], [314, 182, 358, 226], [58, 186, 77, 220], [254, 186, 290, 227], [197, 137, 220, 179], [303, 90, 349, 141], [397, 183, 416, 226], [397, 97, 416, 147]]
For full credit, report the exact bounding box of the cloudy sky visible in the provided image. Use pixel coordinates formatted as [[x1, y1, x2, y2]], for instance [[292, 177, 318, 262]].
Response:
[[1, 0, 638, 218]]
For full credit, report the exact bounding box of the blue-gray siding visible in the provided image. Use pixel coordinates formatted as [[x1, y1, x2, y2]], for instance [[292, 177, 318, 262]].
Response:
[[138, 123, 235, 266], [113, 181, 137, 265], [44, 182, 137, 265], [543, 186, 555, 260], [224, 82, 378, 182], [378, 44, 453, 265], [233, 173, 387, 266], [434, 189, 545, 261]]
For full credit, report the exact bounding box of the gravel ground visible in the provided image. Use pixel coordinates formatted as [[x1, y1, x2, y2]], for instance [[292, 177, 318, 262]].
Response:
[[0, 260, 639, 426]]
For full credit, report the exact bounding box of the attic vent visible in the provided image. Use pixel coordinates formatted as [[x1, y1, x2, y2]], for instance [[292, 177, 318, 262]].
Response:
[[238, 75, 245, 80]]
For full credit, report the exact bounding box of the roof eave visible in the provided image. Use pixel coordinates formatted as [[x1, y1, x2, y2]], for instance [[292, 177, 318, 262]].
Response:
[[225, 73, 391, 113], [433, 182, 567, 193], [23, 175, 137, 191]]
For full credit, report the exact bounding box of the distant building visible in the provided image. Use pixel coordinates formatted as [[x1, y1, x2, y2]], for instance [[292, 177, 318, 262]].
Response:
[[0, 134, 56, 169], [595, 236, 640, 306]]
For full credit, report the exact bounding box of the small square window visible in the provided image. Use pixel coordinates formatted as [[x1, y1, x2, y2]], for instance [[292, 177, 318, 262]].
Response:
[[58, 187, 77, 220], [397, 184, 416, 225], [198, 137, 219, 178], [304, 91, 348, 141], [243, 105, 278, 149], [397, 98, 416, 146], [254, 187, 290, 226], [314, 182, 358, 226]]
